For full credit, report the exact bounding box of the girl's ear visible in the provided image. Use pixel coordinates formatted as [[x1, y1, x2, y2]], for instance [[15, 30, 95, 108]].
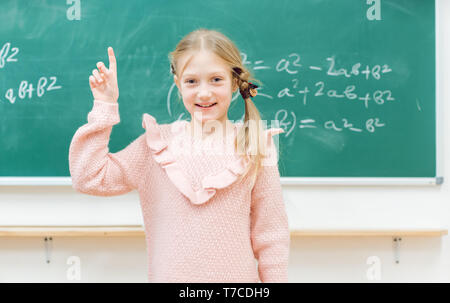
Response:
[[174, 75, 181, 91], [174, 75, 183, 100], [232, 78, 238, 93]]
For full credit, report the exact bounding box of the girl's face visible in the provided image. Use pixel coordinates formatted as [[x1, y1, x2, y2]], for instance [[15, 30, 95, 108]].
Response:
[[174, 50, 238, 124]]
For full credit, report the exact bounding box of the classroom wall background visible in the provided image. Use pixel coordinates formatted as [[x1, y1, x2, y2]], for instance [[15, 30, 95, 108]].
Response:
[[0, 0, 449, 282]]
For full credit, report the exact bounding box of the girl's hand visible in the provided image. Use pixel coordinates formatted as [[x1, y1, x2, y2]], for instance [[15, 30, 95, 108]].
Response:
[[89, 47, 119, 103]]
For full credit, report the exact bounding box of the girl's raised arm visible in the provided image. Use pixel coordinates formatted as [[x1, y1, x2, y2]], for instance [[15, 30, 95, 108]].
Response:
[[69, 48, 148, 196]]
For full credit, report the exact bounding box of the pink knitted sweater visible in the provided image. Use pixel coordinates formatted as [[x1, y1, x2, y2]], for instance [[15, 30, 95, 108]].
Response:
[[69, 100, 290, 283]]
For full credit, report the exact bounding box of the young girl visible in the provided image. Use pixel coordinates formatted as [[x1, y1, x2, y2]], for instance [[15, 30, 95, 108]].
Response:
[[69, 29, 290, 283]]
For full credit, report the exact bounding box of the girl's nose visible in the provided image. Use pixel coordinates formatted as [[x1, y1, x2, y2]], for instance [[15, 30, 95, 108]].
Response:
[[198, 88, 212, 100]]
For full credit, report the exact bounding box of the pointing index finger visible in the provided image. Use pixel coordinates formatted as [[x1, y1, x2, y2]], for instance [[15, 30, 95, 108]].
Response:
[[108, 47, 117, 74]]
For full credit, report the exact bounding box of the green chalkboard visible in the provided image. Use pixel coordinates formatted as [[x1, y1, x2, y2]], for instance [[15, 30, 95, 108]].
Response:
[[0, 0, 436, 178]]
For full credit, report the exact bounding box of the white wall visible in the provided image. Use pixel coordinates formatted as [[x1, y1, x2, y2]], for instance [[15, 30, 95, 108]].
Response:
[[0, 0, 449, 282]]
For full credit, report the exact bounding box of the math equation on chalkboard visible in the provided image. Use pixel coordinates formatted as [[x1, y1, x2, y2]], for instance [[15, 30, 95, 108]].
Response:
[[252, 52, 394, 137], [0, 42, 62, 104]]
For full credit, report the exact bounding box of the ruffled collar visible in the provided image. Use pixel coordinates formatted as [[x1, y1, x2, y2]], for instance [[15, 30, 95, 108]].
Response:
[[141, 114, 283, 205]]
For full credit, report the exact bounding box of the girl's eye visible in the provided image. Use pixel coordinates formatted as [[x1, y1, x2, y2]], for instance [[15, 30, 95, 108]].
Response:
[[184, 78, 222, 84]]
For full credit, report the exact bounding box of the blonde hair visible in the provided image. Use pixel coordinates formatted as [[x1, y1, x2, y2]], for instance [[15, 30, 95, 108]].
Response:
[[168, 28, 270, 186]]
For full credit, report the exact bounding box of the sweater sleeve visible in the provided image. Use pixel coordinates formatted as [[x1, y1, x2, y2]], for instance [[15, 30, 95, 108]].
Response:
[[250, 134, 290, 283], [68, 100, 147, 196]]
